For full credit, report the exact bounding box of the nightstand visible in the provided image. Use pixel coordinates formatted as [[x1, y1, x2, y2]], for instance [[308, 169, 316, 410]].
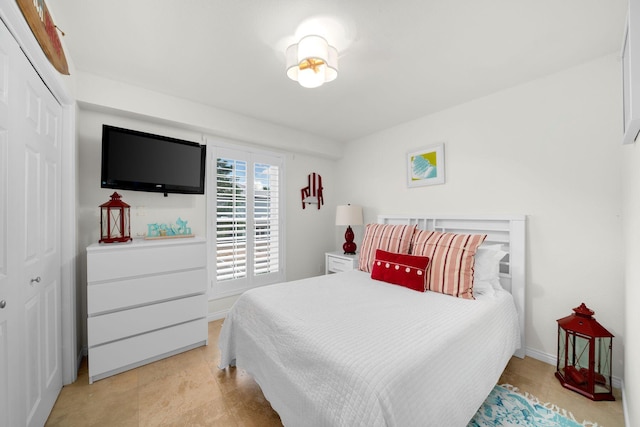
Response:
[[325, 251, 359, 274]]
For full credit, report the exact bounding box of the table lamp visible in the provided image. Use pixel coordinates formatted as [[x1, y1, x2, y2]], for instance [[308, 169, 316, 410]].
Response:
[[335, 204, 363, 255]]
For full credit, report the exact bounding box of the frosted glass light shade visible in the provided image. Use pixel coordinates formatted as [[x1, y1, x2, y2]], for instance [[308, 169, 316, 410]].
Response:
[[298, 35, 328, 63], [325, 46, 338, 82], [298, 65, 325, 88], [286, 35, 338, 88]]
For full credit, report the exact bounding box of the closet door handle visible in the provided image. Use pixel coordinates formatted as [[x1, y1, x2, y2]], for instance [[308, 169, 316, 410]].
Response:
[[0, 300, 6, 309], [30, 276, 41, 285]]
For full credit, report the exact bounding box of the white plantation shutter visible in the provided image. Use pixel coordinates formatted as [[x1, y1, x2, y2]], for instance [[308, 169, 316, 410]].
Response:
[[253, 162, 280, 276], [215, 157, 247, 281], [210, 145, 285, 297]]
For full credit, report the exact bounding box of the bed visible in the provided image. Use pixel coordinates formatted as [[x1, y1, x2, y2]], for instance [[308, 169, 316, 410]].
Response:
[[218, 214, 526, 427]]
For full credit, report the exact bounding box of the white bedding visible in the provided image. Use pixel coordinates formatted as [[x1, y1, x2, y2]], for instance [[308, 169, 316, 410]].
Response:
[[218, 269, 520, 427]]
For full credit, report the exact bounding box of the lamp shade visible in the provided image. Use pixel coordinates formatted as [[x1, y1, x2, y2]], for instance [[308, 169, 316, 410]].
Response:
[[286, 35, 338, 88], [335, 205, 363, 226]]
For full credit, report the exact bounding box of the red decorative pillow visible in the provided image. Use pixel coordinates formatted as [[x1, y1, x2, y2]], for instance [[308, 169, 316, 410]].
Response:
[[370, 249, 430, 292]]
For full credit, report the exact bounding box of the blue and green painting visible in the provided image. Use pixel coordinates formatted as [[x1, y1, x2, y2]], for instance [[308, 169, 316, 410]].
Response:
[[411, 151, 438, 181]]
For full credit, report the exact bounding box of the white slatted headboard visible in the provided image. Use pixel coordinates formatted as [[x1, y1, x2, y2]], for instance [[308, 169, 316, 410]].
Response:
[[378, 214, 526, 359]]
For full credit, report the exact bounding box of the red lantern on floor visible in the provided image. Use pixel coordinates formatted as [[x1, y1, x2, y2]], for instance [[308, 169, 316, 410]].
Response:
[[99, 192, 132, 244], [556, 303, 614, 401]]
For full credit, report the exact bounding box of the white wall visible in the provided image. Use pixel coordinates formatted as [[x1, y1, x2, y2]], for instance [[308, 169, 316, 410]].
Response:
[[75, 78, 340, 347], [337, 54, 626, 380], [77, 110, 208, 243], [622, 130, 639, 425], [76, 72, 344, 160]]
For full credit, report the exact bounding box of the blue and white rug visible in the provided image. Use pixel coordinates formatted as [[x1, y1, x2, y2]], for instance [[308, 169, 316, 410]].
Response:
[[469, 384, 601, 427]]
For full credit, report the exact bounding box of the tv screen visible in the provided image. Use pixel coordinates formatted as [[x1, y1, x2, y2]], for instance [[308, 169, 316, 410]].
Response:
[[101, 125, 206, 195]]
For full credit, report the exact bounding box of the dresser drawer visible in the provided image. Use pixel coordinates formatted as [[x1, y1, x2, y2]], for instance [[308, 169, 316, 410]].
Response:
[[87, 268, 206, 315], [87, 240, 206, 283], [325, 251, 359, 274], [328, 256, 354, 272], [89, 318, 207, 383], [87, 294, 207, 347]]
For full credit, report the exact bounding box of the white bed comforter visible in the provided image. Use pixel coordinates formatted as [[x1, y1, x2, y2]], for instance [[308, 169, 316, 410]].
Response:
[[218, 270, 520, 427]]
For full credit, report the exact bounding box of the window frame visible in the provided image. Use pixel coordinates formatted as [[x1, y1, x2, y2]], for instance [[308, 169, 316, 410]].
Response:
[[206, 140, 286, 299]]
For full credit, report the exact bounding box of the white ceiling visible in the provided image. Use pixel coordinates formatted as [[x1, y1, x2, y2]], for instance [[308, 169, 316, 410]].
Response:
[[51, 0, 628, 142]]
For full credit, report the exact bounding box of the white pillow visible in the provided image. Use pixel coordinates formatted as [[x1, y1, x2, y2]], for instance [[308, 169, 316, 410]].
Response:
[[473, 279, 496, 297], [474, 244, 507, 291]]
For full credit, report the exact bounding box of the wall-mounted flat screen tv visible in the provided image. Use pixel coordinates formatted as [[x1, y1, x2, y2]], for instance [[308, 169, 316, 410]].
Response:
[[101, 125, 206, 196]]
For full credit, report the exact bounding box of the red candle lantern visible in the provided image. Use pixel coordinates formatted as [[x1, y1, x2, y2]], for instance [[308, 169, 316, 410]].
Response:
[[556, 303, 614, 401], [99, 192, 132, 244]]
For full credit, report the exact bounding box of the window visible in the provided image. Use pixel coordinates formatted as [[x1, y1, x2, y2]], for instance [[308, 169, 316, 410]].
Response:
[[209, 145, 285, 297]]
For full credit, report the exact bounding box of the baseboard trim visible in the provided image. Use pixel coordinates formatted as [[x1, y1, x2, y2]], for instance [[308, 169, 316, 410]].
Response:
[[525, 346, 622, 389], [621, 379, 630, 427], [525, 347, 555, 365]]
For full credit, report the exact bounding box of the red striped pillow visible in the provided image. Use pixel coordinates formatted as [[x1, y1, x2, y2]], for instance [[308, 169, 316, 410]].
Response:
[[358, 224, 417, 273], [410, 230, 487, 299]]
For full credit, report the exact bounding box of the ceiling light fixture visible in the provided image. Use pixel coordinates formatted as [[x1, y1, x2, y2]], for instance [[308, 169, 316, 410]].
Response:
[[286, 35, 338, 89]]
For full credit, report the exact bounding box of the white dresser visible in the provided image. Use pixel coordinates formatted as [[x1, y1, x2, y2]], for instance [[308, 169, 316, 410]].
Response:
[[86, 237, 208, 383]]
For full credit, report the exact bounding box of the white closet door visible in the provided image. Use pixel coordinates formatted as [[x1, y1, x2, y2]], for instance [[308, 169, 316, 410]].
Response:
[[0, 18, 20, 427], [0, 19, 63, 427]]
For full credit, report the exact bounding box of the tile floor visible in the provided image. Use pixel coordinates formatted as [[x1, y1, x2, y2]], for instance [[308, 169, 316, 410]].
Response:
[[45, 319, 625, 426], [498, 356, 624, 427]]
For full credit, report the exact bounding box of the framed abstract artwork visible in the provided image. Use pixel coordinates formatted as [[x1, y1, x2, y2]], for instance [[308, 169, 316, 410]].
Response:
[[407, 143, 445, 187]]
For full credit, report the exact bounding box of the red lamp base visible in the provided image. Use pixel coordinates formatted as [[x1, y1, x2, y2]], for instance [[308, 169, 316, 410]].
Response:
[[343, 225, 356, 255]]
